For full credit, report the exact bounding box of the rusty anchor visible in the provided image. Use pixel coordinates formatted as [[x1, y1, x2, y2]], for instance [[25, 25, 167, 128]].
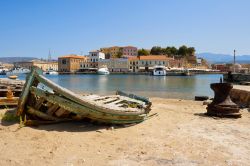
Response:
[[206, 83, 241, 118]]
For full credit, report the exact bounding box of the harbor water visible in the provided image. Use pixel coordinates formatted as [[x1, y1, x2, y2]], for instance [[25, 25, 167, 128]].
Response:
[[0, 74, 222, 99]]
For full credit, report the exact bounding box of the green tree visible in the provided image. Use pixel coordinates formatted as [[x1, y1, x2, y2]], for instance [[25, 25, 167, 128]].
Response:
[[178, 45, 188, 57], [187, 47, 196, 56], [163, 46, 178, 56], [138, 48, 150, 56], [162, 47, 171, 55], [113, 51, 123, 58], [169, 47, 178, 56], [150, 46, 162, 55]]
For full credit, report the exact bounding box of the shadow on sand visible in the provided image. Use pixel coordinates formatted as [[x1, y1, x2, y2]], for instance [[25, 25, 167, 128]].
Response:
[[0, 108, 135, 132]]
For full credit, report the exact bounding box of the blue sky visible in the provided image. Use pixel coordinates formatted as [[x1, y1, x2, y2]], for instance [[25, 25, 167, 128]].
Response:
[[0, 0, 250, 58]]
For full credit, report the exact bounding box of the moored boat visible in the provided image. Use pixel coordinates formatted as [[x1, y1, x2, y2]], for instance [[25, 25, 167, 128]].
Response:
[[97, 67, 110, 75], [6, 67, 30, 75], [152, 66, 166, 76], [44, 69, 58, 75], [17, 67, 152, 125]]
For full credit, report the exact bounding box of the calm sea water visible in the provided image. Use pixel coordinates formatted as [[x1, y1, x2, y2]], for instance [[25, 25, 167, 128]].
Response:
[[1, 74, 222, 99]]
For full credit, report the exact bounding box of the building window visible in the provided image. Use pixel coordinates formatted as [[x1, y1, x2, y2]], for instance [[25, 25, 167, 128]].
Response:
[[62, 59, 67, 64], [130, 66, 132, 69]]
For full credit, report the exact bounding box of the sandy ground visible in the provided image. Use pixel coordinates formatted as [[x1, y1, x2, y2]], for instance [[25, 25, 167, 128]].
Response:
[[234, 85, 250, 91], [0, 98, 250, 166]]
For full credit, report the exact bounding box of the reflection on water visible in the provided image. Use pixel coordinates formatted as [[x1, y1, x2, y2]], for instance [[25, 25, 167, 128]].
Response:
[[0, 74, 222, 99]]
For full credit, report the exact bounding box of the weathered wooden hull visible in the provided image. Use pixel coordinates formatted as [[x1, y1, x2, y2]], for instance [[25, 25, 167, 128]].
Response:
[[17, 67, 152, 125]]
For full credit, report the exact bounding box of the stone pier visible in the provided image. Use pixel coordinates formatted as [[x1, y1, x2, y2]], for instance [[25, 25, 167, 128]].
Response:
[[231, 85, 250, 107]]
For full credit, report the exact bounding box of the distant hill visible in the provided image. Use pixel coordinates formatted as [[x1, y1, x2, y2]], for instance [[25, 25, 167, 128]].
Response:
[[0, 57, 39, 64], [197, 53, 250, 64]]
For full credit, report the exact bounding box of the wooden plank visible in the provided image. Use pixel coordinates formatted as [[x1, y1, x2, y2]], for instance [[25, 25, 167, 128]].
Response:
[[47, 104, 59, 115], [54, 107, 67, 117], [34, 97, 45, 109], [27, 106, 60, 121], [0, 97, 19, 106], [116, 90, 151, 104], [16, 67, 43, 116]]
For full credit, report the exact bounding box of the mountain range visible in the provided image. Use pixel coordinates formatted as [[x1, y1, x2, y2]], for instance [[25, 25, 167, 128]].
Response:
[[1, 53, 250, 64], [197, 53, 250, 64], [0, 57, 39, 64]]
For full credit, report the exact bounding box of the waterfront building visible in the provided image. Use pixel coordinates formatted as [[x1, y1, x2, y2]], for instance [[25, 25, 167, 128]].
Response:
[[98, 58, 129, 72], [100, 46, 138, 58], [128, 55, 172, 72], [121, 46, 138, 57], [14, 60, 58, 71], [58, 54, 86, 72], [88, 50, 105, 68]]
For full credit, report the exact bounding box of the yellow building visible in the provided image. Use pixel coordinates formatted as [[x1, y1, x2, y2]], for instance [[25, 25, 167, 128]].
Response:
[[128, 55, 172, 72], [14, 60, 58, 71], [58, 54, 87, 72]]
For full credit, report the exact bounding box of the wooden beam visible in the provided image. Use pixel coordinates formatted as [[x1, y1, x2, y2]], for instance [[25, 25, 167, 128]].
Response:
[[27, 106, 60, 121], [16, 67, 43, 116]]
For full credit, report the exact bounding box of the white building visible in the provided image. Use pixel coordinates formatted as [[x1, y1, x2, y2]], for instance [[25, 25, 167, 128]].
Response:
[[88, 50, 105, 63], [79, 50, 106, 70]]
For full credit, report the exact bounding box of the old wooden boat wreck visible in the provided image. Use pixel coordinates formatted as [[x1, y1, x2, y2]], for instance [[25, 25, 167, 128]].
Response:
[[17, 67, 152, 125]]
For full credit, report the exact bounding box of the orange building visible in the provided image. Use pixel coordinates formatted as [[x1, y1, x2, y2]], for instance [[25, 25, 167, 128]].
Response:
[[58, 54, 87, 72]]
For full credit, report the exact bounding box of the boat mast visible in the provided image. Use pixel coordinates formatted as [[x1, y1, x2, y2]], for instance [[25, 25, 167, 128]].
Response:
[[233, 49, 236, 73], [48, 49, 52, 62]]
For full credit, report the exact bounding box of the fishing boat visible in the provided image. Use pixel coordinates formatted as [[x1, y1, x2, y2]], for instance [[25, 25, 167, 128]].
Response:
[[152, 66, 166, 76], [43, 69, 58, 75], [17, 67, 152, 125], [97, 67, 110, 75], [6, 67, 30, 75]]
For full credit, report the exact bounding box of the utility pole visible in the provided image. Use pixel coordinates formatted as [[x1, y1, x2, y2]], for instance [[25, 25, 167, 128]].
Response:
[[233, 49, 236, 73]]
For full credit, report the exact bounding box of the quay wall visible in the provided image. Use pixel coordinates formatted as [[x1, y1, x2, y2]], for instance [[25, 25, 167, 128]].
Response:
[[224, 73, 250, 82]]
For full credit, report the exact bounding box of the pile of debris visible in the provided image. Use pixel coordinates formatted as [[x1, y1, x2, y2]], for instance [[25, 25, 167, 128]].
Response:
[[0, 78, 24, 107]]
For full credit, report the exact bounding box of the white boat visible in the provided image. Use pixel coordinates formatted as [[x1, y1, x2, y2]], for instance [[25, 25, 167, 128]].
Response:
[[97, 67, 110, 75], [153, 66, 166, 76], [6, 67, 30, 75], [0, 65, 8, 75], [44, 69, 58, 75]]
